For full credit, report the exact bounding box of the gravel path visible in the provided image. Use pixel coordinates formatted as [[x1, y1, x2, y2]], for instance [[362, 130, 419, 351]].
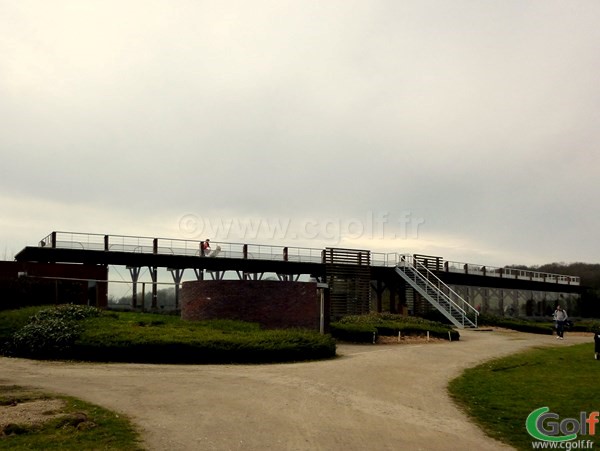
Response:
[[0, 329, 592, 450]]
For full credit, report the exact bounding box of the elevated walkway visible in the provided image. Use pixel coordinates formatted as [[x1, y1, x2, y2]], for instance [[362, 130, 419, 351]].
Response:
[[19, 232, 581, 284], [14, 232, 584, 314]]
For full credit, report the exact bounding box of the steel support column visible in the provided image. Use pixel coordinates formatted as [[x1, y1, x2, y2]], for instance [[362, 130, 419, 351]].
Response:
[[168, 268, 185, 309], [148, 266, 158, 309], [127, 266, 141, 309]]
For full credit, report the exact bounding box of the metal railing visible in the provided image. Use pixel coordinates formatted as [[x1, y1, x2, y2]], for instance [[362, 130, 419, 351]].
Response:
[[37, 232, 580, 285], [444, 260, 579, 285], [39, 231, 324, 264], [368, 251, 580, 285], [371, 252, 400, 267]]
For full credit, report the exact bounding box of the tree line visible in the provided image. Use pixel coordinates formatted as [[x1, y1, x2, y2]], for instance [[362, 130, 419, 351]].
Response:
[[511, 262, 600, 317]]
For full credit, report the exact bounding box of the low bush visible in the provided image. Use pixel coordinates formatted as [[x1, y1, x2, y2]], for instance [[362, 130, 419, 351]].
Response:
[[457, 314, 600, 335], [478, 314, 554, 335], [331, 313, 460, 342], [0, 306, 46, 343], [569, 319, 600, 333], [32, 303, 101, 322], [329, 323, 377, 343], [69, 317, 335, 363], [0, 305, 336, 363], [3, 305, 102, 358], [8, 318, 82, 358]]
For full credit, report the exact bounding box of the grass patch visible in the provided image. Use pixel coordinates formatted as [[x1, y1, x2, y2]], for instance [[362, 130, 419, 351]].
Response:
[[448, 342, 600, 450], [0, 385, 142, 450], [0, 305, 336, 363]]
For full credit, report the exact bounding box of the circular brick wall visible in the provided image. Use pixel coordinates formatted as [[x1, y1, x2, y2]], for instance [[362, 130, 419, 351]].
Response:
[[180, 280, 320, 329]]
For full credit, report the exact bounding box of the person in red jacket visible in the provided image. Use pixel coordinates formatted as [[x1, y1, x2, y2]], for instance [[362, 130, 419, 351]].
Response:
[[200, 239, 210, 256]]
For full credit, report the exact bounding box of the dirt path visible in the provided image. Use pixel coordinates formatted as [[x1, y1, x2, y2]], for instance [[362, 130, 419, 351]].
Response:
[[0, 329, 592, 450]]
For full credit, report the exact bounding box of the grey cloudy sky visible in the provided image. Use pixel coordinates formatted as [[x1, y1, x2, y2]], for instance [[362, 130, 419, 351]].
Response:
[[1, 0, 599, 267]]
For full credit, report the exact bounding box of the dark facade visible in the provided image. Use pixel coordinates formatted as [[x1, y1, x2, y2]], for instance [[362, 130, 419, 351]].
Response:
[[0, 261, 108, 310]]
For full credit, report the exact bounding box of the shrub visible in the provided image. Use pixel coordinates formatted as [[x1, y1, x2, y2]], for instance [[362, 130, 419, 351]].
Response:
[[32, 304, 102, 322], [478, 314, 554, 335], [570, 319, 600, 333], [2, 305, 102, 357], [7, 317, 82, 358], [68, 317, 336, 364], [0, 306, 45, 344], [0, 306, 336, 363], [329, 323, 377, 343], [331, 313, 459, 342], [337, 312, 435, 326]]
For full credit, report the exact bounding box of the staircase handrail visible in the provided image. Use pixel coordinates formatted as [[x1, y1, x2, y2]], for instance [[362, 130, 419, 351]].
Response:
[[399, 254, 479, 323], [395, 265, 474, 328]]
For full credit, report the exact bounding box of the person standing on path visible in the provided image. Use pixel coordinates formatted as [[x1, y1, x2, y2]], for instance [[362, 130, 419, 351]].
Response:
[[554, 305, 568, 340]]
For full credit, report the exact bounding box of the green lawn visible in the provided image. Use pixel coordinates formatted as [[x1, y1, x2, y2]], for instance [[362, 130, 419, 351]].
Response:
[[0, 385, 142, 450], [449, 342, 599, 450]]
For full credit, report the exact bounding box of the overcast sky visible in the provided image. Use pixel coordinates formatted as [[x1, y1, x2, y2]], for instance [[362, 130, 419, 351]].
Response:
[[1, 0, 599, 268]]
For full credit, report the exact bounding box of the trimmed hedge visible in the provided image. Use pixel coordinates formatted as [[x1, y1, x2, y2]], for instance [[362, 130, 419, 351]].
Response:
[[479, 314, 600, 335], [329, 323, 377, 343], [568, 319, 600, 333], [331, 313, 460, 343], [70, 319, 336, 363], [478, 314, 554, 335], [1, 305, 336, 363]]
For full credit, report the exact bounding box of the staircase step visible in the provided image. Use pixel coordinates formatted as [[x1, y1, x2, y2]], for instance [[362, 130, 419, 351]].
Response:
[[396, 265, 477, 329]]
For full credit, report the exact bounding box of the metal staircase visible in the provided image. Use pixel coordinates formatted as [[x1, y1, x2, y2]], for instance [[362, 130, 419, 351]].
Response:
[[395, 255, 478, 328]]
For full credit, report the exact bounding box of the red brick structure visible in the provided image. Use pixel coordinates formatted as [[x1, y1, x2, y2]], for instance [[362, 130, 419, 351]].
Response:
[[180, 280, 320, 329]]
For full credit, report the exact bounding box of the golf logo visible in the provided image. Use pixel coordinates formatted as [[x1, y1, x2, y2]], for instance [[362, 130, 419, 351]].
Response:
[[526, 407, 597, 448]]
